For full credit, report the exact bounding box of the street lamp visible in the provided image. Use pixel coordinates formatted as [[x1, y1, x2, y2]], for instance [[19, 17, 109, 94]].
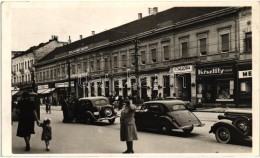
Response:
[[67, 58, 71, 99]]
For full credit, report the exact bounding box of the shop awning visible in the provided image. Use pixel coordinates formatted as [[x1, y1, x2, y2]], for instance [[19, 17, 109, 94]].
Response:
[[41, 88, 55, 94], [37, 89, 47, 94], [12, 91, 19, 96]]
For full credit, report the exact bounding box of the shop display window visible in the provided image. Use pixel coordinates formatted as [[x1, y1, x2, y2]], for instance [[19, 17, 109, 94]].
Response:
[[216, 79, 234, 101], [240, 80, 252, 98]]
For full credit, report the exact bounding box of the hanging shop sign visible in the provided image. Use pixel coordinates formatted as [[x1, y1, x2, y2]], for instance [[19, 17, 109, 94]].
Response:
[[239, 70, 252, 78], [197, 67, 233, 76], [171, 65, 194, 74]]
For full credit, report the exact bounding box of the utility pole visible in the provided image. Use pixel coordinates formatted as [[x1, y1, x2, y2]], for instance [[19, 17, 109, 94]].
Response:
[[133, 38, 140, 102], [67, 58, 71, 99]]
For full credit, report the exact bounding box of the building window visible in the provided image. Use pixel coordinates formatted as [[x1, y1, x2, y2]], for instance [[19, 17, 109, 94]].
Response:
[[96, 60, 100, 71], [50, 70, 53, 79], [219, 27, 231, 53], [90, 61, 94, 72], [54, 69, 56, 78], [121, 54, 126, 67], [163, 46, 169, 60], [25, 61, 27, 69], [240, 80, 252, 97], [221, 34, 230, 52], [57, 68, 60, 77], [83, 62, 87, 72], [245, 32, 252, 53], [141, 51, 146, 64], [62, 66, 65, 77], [46, 71, 49, 79], [28, 61, 29, 68], [77, 63, 82, 73], [104, 58, 108, 70], [198, 32, 208, 56], [113, 56, 118, 68], [216, 79, 234, 101], [199, 38, 207, 55], [130, 50, 135, 65], [180, 41, 188, 57], [151, 49, 157, 63]]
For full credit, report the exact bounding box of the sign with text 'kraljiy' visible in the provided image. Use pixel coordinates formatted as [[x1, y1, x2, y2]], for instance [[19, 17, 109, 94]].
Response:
[[197, 67, 233, 76]]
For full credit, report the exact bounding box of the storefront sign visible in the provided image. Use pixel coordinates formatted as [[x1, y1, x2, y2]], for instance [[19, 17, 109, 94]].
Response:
[[55, 82, 74, 88], [239, 70, 252, 78], [171, 65, 194, 73], [38, 85, 49, 89], [197, 67, 233, 76]]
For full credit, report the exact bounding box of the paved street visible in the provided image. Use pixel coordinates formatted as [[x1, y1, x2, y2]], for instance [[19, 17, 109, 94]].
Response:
[[12, 106, 252, 154]]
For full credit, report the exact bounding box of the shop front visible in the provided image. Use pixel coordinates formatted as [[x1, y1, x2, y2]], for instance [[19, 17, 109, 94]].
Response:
[[196, 63, 236, 107], [170, 65, 196, 103], [237, 63, 252, 107]]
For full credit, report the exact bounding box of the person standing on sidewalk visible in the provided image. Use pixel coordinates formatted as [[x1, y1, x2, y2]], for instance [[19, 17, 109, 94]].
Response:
[[16, 91, 39, 151], [60, 94, 71, 123], [120, 97, 138, 154], [45, 97, 50, 114]]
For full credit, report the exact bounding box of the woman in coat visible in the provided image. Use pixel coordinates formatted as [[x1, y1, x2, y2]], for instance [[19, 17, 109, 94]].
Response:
[[120, 98, 138, 153], [16, 91, 39, 151]]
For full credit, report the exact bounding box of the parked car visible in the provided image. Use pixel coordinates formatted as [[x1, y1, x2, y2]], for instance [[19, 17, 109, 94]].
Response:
[[135, 100, 204, 134], [165, 97, 195, 110], [75, 97, 117, 124], [209, 109, 252, 144]]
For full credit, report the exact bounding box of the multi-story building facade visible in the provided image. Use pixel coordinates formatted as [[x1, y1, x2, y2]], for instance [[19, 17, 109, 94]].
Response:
[[11, 36, 67, 92], [35, 7, 252, 107]]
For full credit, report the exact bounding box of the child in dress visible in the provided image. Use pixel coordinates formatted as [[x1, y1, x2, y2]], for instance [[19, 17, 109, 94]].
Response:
[[38, 118, 52, 151]]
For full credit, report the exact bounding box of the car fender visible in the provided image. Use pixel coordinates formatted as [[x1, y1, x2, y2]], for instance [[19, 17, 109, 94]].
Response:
[[85, 111, 97, 121], [159, 116, 178, 128], [209, 121, 246, 139]]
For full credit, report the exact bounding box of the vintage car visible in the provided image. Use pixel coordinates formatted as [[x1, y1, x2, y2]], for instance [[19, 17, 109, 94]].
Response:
[[165, 97, 195, 110], [75, 97, 117, 124], [209, 109, 252, 144], [135, 100, 204, 134]]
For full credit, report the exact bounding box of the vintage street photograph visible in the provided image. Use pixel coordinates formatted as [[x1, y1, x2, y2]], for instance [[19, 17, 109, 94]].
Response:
[[1, 1, 260, 157]]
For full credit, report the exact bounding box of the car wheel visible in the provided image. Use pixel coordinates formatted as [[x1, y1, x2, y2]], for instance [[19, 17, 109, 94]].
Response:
[[183, 125, 194, 134], [102, 107, 113, 117], [160, 121, 172, 135], [233, 118, 250, 135], [108, 118, 115, 124], [215, 126, 232, 144]]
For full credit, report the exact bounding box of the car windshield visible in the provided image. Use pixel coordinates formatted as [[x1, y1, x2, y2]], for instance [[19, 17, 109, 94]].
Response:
[[170, 104, 186, 111], [94, 99, 108, 106]]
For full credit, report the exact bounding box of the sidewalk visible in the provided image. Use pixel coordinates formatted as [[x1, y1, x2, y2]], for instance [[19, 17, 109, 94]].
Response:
[[194, 107, 252, 113]]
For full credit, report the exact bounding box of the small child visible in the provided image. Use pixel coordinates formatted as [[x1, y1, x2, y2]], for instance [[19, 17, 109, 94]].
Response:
[[38, 118, 52, 151]]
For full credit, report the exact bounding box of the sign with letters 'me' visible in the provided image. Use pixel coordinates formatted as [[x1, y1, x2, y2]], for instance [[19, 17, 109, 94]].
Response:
[[239, 70, 252, 78]]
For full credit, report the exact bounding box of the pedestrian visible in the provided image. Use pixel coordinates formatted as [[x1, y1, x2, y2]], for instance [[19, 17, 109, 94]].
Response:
[[120, 97, 138, 154], [37, 118, 52, 151], [16, 91, 39, 151], [60, 94, 71, 123], [45, 97, 50, 114]]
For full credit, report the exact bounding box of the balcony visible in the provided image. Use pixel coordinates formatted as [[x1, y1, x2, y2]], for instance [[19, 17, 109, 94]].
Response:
[[12, 71, 16, 76]]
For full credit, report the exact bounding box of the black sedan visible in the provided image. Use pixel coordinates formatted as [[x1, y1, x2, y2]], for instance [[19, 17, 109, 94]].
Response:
[[75, 97, 117, 124], [135, 100, 204, 134]]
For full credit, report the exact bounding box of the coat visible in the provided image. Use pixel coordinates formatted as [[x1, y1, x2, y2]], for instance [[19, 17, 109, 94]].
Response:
[[120, 103, 138, 141]]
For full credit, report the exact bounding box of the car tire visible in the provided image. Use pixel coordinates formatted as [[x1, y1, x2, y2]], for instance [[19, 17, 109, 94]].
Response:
[[215, 126, 232, 144], [108, 118, 115, 124], [160, 121, 172, 135], [183, 125, 194, 134], [232, 118, 250, 135]]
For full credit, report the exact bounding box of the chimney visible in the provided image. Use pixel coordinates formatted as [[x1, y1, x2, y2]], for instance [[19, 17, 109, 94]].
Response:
[[138, 13, 142, 20], [153, 7, 158, 15], [68, 36, 71, 44], [92, 31, 95, 36], [148, 8, 152, 15], [53, 35, 58, 41], [80, 35, 83, 40]]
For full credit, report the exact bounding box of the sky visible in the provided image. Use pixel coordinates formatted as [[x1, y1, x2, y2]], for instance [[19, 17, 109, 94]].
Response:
[[10, 1, 177, 51]]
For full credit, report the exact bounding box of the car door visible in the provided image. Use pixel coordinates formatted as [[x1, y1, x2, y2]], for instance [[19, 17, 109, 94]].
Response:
[[145, 103, 163, 129]]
